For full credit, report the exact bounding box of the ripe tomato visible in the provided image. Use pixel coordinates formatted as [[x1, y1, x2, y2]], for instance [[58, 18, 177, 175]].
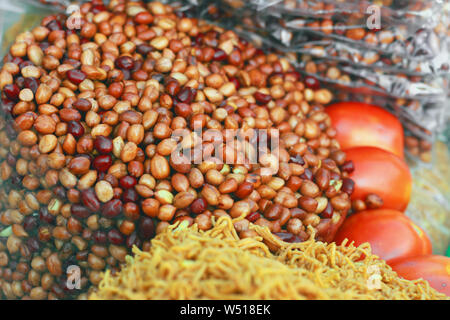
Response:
[[390, 255, 450, 296], [326, 102, 404, 158], [345, 146, 412, 211], [334, 209, 432, 264]]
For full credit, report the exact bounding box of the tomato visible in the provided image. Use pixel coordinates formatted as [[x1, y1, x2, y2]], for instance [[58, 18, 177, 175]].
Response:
[[334, 209, 432, 264], [326, 102, 404, 158], [390, 255, 450, 296], [345, 146, 412, 211]]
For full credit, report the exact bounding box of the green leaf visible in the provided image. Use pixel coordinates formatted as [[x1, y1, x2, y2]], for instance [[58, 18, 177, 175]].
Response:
[[0, 226, 12, 237]]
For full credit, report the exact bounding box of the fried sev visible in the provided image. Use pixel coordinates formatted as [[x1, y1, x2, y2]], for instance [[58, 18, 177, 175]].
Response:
[[90, 216, 448, 300]]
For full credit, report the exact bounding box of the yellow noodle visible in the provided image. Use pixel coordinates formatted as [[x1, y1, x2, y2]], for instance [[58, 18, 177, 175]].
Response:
[[90, 217, 448, 300]]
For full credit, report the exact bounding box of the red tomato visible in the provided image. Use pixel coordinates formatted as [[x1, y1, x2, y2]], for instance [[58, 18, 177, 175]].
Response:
[[326, 102, 404, 158], [334, 209, 432, 264], [345, 146, 412, 211], [390, 255, 450, 296]]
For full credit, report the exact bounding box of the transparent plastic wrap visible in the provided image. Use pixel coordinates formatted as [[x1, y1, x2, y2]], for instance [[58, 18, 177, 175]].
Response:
[[0, 1, 65, 57], [215, 0, 450, 74], [226, 17, 450, 77], [297, 58, 447, 101], [229, 0, 443, 22]]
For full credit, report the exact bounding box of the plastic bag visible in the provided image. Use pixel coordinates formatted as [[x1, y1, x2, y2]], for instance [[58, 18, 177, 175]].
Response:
[[218, 0, 450, 72], [0, 1, 66, 56]]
